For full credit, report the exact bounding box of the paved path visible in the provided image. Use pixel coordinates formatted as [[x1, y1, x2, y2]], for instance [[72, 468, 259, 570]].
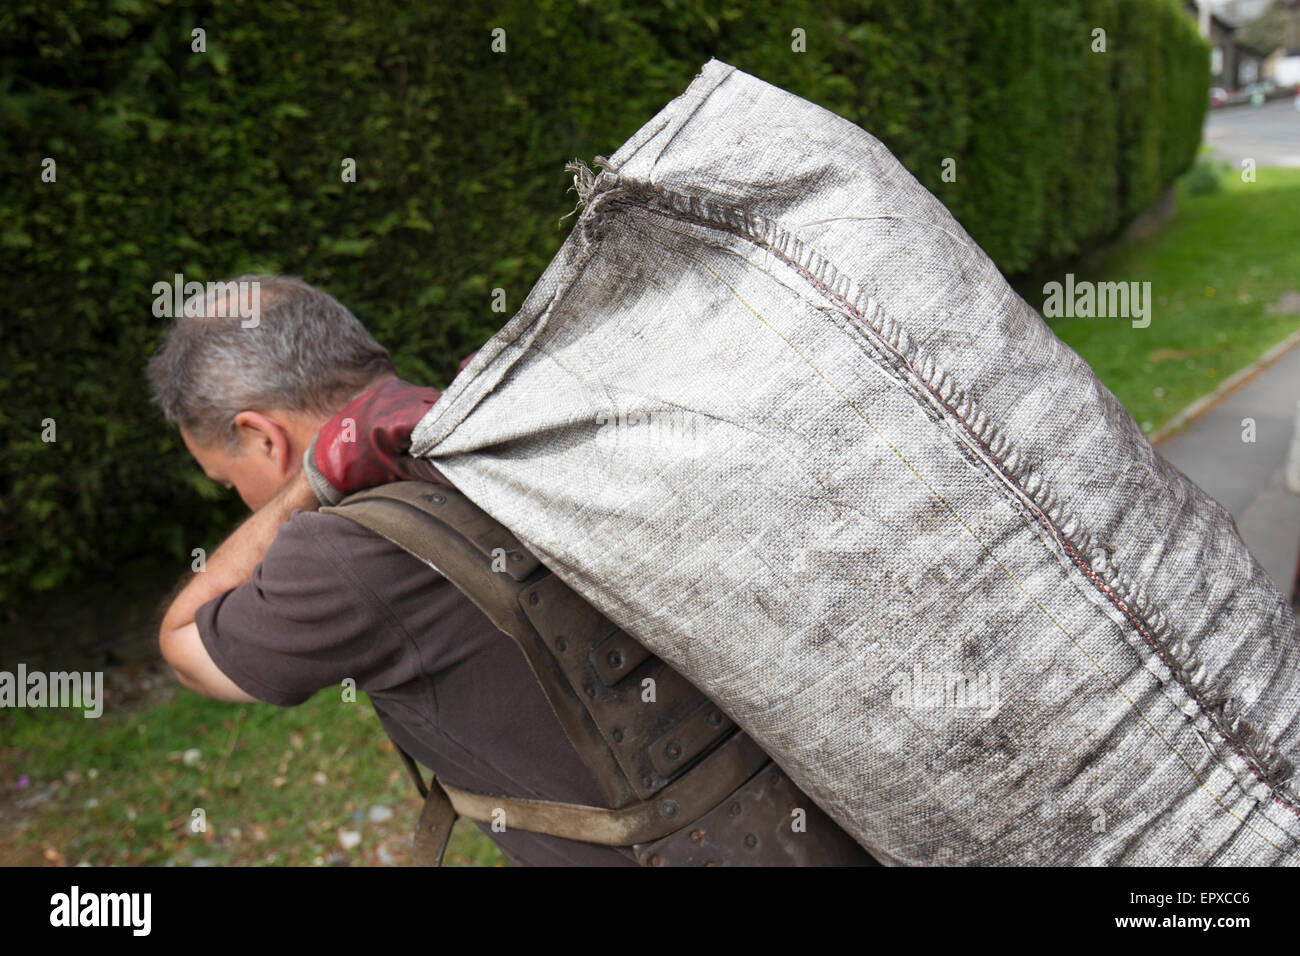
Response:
[[1156, 343, 1300, 600]]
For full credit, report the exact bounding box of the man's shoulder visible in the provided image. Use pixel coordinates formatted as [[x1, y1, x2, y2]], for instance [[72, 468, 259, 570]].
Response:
[[271, 506, 434, 574], [242, 506, 447, 629], [278, 506, 385, 543]]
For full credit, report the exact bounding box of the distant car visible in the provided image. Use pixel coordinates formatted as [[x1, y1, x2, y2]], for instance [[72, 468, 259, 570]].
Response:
[[1210, 87, 1228, 107]]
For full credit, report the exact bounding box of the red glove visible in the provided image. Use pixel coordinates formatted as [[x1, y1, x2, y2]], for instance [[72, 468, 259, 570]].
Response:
[[304, 378, 452, 505]]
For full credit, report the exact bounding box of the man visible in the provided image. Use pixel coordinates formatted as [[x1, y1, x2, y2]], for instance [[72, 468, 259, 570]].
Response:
[[148, 274, 638, 865]]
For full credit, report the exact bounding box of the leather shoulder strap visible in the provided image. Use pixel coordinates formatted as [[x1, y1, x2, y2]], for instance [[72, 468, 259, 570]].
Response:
[[323, 480, 643, 808], [323, 480, 798, 862], [437, 730, 768, 845]]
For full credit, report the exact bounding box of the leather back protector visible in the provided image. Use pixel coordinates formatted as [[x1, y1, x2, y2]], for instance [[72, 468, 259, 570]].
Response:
[[324, 478, 877, 867]]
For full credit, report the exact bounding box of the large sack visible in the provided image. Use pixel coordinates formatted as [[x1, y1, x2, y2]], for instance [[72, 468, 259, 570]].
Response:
[[409, 58, 1300, 864]]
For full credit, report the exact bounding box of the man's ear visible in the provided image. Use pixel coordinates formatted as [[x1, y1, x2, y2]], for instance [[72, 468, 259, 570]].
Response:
[[232, 410, 294, 476]]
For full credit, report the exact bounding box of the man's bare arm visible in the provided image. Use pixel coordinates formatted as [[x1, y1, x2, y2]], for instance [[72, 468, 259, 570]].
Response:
[[159, 470, 319, 700]]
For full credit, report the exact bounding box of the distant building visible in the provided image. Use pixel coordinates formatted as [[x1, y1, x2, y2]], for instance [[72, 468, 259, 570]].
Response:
[[1272, 50, 1300, 86], [1237, 41, 1267, 83], [1216, 0, 1274, 22], [1197, 0, 1300, 87], [1185, 0, 1262, 89]]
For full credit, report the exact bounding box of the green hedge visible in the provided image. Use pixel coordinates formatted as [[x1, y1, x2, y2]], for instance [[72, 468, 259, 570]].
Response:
[[0, 0, 1208, 609]]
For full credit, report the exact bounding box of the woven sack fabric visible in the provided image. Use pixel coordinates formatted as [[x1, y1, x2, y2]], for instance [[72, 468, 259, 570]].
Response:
[[409, 58, 1300, 865]]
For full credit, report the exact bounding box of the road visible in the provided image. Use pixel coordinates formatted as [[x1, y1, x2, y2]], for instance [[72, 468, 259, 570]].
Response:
[[1203, 97, 1300, 168]]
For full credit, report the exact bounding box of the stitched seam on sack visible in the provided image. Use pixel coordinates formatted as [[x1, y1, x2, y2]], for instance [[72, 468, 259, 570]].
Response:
[[618, 208, 1300, 855], [575, 176, 1300, 849], [736, 247, 1300, 853], [786, 266, 1300, 823], [705, 235, 1300, 851]]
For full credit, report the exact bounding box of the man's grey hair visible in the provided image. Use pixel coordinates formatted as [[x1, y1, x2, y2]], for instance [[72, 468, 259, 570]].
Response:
[[146, 275, 395, 450]]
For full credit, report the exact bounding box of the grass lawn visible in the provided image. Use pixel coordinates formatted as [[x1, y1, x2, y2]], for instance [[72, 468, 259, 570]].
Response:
[[1, 684, 509, 867], [1034, 163, 1300, 436], [5, 161, 1298, 870]]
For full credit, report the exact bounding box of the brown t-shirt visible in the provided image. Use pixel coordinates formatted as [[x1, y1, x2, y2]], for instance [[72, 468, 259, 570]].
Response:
[[194, 508, 639, 867]]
